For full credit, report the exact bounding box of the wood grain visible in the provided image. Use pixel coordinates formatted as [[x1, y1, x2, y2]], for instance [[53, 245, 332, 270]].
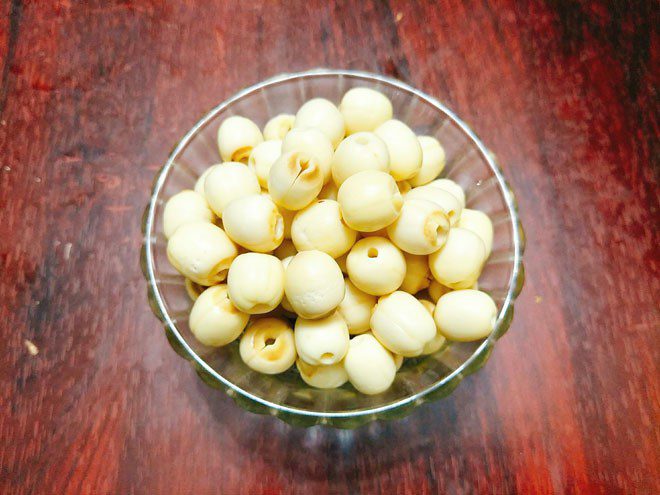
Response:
[[0, 0, 658, 493]]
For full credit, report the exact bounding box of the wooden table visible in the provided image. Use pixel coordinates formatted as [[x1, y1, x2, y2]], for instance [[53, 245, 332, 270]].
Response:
[[1, 1, 657, 493]]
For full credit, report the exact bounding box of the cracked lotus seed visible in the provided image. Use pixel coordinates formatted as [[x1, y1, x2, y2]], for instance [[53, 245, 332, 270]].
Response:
[[268, 151, 324, 210], [282, 127, 334, 184]]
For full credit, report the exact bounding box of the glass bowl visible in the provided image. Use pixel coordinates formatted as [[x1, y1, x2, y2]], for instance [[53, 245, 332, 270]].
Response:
[[140, 69, 525, 428]]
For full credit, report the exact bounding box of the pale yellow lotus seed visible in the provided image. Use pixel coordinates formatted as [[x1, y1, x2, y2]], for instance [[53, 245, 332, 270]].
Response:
[[189, 285, 249, 347], [263, 114, 295, 140], [434, 289, 497, 341], [428, 228, 486, 289], [370, 291, 436, 356], [337, 170, 403, 232], [429, 178, 466, 207], [296, 359, 348, 389], [410, 136, 446, 187], [248, 140, 282, 188], [344, 333, 396, 395], [336, 279, 377, 335], [282, 127, 334, 184], [284, 250, 345, 319], [294, 312, 349, 366], [227, 253, 285, 314], [374, 119, 422, 181], [217, 116, 263, 162], [222, 194, 284, 252], [331, 132, 389, 186], [339, 87, 393, 134], [204, 162, 260, 217], [163, 190, 215, 239], [294, 98, 345, 148], [386, 198, 450, 255], [239, 318, 296, 374], [346, 237, 406, 296], [268, 151, 324, 210], [291, 200, 357, 258], [458, 208, 494, 258], [166, 222, 238, 286]]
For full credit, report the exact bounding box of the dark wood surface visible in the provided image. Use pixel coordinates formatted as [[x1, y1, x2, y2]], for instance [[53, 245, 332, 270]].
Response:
[[1, 1, 658, 493]]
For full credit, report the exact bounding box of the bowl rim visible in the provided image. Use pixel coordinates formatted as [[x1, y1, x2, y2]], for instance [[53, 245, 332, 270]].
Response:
[[144, 68, 524, 420]]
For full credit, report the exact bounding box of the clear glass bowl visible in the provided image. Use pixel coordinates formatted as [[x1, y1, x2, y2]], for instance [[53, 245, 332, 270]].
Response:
[[140, 69, 525, 428]]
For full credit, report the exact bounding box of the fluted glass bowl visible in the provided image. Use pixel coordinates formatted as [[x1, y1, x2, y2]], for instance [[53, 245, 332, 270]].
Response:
[[140, 69, 525, 428]]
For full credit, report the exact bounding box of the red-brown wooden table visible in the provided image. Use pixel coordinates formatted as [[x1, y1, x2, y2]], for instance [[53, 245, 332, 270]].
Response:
[[1, 1, 658, 493]]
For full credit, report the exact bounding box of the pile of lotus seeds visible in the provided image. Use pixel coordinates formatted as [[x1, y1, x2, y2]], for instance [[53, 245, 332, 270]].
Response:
[[164, 87, 497, 395]]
